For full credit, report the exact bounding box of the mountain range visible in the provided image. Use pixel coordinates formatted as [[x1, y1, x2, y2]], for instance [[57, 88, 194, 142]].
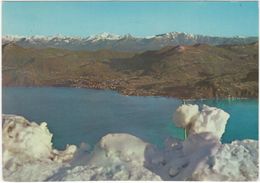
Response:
[[3, 32, 258, 52]]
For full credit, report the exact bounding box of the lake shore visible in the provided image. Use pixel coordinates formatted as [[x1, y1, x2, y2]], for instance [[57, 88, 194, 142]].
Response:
[[3, 83, 258, 100]]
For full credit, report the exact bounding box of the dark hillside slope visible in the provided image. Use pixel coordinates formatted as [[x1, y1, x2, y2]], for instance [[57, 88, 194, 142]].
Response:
[[111, 43, 258, 98]]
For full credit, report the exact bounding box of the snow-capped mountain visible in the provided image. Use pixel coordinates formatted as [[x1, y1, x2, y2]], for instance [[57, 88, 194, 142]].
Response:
[[2, 32, 258, 52], [87, 32, 122, 42]]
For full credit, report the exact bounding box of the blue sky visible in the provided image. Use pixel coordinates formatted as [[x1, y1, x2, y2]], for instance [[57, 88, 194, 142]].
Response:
[[2, 1, 259, 37]]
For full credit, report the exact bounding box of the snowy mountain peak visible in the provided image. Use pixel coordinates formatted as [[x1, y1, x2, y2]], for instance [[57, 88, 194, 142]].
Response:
[[87, 32, 121, 42], [154, 32, 196, 39]]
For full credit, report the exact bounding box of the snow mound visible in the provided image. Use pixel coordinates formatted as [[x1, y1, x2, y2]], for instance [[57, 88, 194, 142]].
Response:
[[58, 163, 161, 181], [173, 104, 230, 139], [145, 133, 221, 180], [3, 115, 53, 161], [91, 133, 149, 164], [173, 104, 199, 128], [49, 133, 161, 181], [2, 115, 77, 181], [192, 139, 259, 181], [81, 133, 161, 180]]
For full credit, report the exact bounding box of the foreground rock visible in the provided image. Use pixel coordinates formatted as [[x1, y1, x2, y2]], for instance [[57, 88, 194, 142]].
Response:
[[2, 105, 258, 181]]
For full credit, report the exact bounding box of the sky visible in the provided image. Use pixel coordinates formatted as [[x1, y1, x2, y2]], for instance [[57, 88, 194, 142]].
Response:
[[2, 1, 259, 37]]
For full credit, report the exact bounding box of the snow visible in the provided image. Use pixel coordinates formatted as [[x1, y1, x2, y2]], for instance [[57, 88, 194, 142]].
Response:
[[191, 139, 259, 181], [2, 32, 255, 46], [173, 104, 230, 139], [57, 163, 162, 181], [3, 115, 53, 161], [2, 115, 77, 181], [87, 32, 121, 42], [2, 104, 258, 181], [94, 133, 149, 163], [145, 133, 221, 180], [173, 104, 199, 128], [54, 134, 161, 181], [154, 32, 196, 40], [1, 32, 197, 43], [2, 35, 24, 43]]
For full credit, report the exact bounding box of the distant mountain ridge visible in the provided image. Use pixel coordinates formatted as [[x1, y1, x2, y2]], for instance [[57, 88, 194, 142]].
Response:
[[3, 32, 258, 52]]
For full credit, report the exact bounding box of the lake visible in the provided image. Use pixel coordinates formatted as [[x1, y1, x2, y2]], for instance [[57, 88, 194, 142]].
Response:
[[2, 87, 258, 149]]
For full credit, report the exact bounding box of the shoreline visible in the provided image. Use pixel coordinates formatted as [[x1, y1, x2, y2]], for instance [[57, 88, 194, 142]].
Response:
[[2, 84, 258, 100]]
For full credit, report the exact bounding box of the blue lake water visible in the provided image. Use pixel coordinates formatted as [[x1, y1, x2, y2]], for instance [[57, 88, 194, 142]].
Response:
[[2, 87, 258, 149]]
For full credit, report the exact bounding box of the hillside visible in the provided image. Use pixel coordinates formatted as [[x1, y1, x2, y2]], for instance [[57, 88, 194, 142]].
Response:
[[2, 44, 134, 87], [111, 43, 258, 98], [2, 43, 258, 99]]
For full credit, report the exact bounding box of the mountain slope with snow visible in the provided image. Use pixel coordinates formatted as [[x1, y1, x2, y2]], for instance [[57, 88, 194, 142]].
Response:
[[3, 32, 258, 52]]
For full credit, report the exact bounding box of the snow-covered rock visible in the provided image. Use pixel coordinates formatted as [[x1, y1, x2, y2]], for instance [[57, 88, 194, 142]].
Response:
[[91, 133, 149, 164], [3, 115, 53, 161], [58, 157, 161, 181], [57, 133, 161, 181], [2, 115, 161, 181], [191, 139, 259, 181], [173, 104, 199, 128], [156, 134, 258, 181], [58, 163, 161, 181], [2, 115, 77, 181], [46, 133, 161, 181], [173, 104, 230, 139]]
